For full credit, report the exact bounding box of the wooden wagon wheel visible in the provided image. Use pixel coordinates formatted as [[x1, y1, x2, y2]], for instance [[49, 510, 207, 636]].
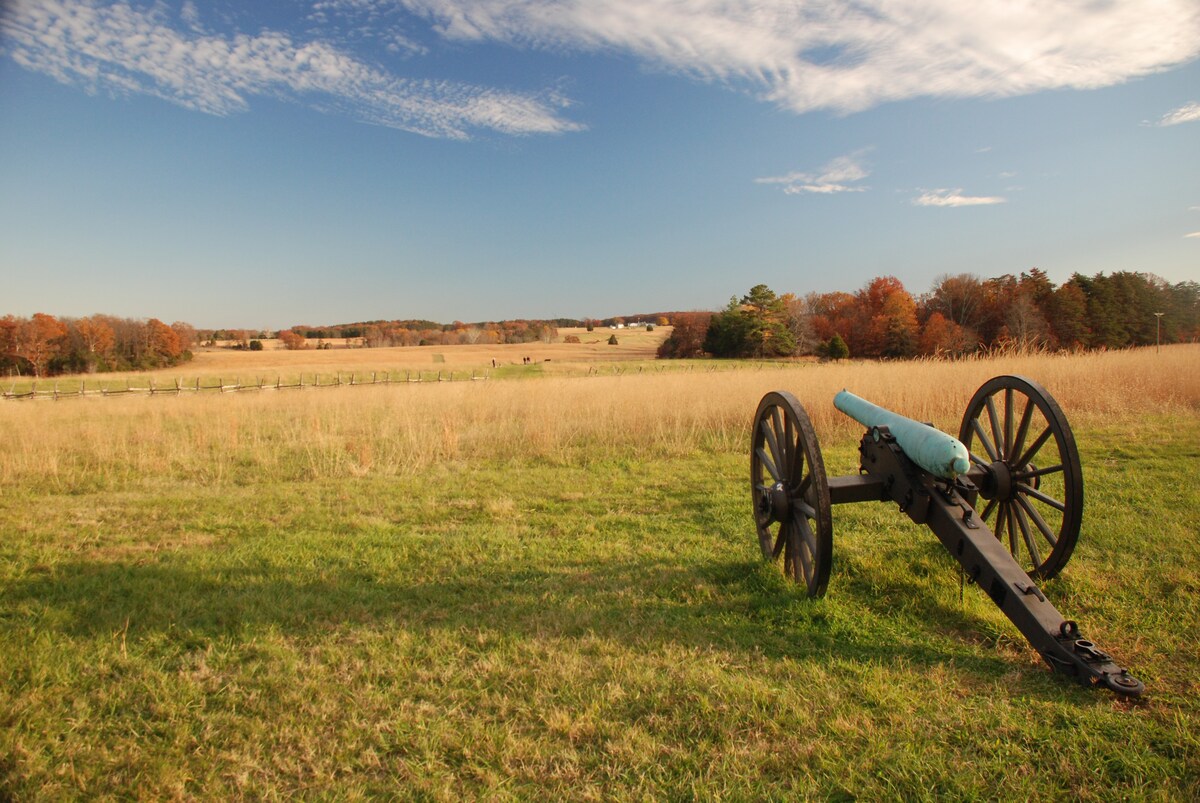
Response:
[[751, 391, 833, 598], [959, 376, 1083, 579]]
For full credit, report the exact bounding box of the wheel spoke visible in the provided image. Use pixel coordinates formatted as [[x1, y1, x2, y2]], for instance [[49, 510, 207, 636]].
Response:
[[784, 412, 800, 482], [971, 418, 1000, 462], [770, 407, 788, 478], [1015, 426, 1054, 471], [1003, 388, 1014, 460], [793, 508, 819, 557], [792, 523, 813, 585], [794, 500, 817, 520], [781, 520, 796, 573], [979, 497, 998, 522], [761, 418, 784, 479], [755, 446, 781, 483], [1017, 483, 1067, 513], [1013, 503, 1043, 569], [1006, 504, 1018, 555], [1016, 494, 1059, 548], [1014, 464, 1063, 482], [772, 524, 787, 558], [969, 452, 990, 468], [994, 501, 1008, 545], [1010, 396, 1036, 465], [984, 394, 1003, 459]]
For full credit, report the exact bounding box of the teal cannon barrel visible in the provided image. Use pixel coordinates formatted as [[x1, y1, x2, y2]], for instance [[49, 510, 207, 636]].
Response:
[[833, 390, 970, 479]]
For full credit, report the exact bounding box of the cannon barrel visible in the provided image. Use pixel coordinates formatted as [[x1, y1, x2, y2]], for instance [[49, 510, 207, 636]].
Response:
[[833, 390, 970, 479]]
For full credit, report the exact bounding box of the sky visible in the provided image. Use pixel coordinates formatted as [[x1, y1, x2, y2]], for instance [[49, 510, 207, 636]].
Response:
[[1, 0, 1198, 330]]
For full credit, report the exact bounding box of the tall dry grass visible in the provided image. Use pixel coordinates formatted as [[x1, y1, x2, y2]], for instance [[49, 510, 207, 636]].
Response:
[[1, 345, 1196, 490]]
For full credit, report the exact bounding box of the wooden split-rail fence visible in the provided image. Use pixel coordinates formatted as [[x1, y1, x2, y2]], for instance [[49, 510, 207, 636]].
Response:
[[2, 370, 489, 401]]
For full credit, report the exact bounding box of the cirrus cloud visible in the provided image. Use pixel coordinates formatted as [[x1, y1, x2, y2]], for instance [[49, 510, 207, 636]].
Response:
[[756, 152, 871, 195], [912, 189, 1006, 207], [1156, 102, 1200, 126], [394, 0, 1200, 114], [1, 0, 583, 139]]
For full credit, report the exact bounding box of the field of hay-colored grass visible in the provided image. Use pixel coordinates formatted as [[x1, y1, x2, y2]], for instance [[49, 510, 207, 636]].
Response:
[[2, 344, 1197, 488]]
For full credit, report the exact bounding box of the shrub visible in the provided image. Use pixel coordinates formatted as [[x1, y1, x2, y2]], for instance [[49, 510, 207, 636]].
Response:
[[825, 333, 849, 361], [657, 311, 712, 358]]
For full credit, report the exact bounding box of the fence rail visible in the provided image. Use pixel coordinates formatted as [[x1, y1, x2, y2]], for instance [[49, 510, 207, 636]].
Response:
[[2, 370, 490, 401]]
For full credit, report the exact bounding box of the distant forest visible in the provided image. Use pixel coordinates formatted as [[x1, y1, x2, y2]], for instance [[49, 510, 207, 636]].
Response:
[[1, 315, 195, 378], [3, 269, 1196, 377], [660, 269, 1199, 360]]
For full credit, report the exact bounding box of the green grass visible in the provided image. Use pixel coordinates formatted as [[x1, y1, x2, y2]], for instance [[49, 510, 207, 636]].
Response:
[[1, 418, 1198, 799]]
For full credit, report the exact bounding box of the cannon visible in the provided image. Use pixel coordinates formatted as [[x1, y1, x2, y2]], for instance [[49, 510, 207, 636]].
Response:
[[750, 375, 1144, 696]]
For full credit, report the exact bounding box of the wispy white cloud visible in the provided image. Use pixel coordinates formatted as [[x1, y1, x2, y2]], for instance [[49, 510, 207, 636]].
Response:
[[1, 0, 582, 139], [756, 152, 870, 195], [1155, 101, 1200, 126], [7, 1, 1198, 135], [1186, 231, 1200, 239], [913, 189, 1006, 207], [395, 0, 1200, 114]]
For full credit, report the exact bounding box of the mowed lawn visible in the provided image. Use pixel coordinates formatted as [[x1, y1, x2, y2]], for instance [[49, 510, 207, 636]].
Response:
[[1, 347, 1198, 798]]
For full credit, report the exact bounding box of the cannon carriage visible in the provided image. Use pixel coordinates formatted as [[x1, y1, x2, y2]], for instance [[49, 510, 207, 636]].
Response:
[[750, 375, 1143, 697]]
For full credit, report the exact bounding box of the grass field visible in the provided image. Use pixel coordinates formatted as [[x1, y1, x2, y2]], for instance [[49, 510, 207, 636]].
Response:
[[1, 345, 1198, 798]]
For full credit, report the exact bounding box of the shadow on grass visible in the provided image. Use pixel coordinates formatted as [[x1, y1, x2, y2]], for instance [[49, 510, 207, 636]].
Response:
[[2, 545, 1022, 686]]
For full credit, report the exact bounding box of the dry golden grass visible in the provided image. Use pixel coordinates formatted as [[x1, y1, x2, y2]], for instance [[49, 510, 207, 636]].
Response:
[[1, 344, 1196, 490]]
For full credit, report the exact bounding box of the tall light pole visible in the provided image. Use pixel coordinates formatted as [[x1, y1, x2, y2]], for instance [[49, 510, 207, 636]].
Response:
[[1154, 312, 1164, 353]]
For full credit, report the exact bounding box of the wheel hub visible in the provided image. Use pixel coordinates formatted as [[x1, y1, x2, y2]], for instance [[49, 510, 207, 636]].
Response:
[[757, 482, 790, 523], [982, 460, 1013, 502]]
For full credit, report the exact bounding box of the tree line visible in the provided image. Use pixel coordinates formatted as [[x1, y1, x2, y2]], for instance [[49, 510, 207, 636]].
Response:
[[659, 270, 1199, 360], [275, 315, 684, 350], [1, 314, 196, 377], [276, 319, 570, 350]]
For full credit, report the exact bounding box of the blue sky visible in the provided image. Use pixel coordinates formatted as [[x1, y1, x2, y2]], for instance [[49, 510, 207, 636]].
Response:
[[2, 0, 1198, 330]]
